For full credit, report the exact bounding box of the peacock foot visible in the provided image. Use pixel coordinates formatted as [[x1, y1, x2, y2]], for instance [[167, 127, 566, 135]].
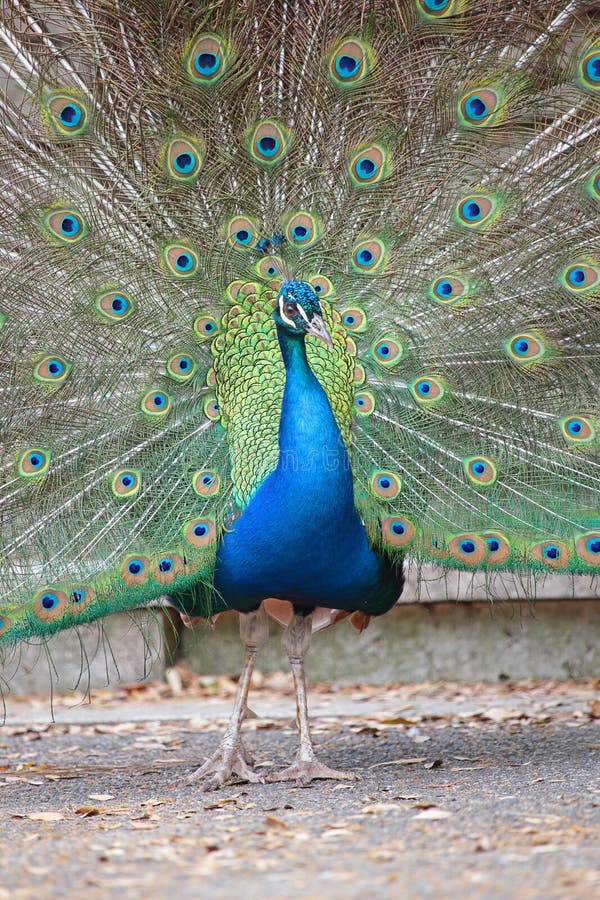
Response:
[[266, 750, 359, 786], [187, 739, 264, 791]]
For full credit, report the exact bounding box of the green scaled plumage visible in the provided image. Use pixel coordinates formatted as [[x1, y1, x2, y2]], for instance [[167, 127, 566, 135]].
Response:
[[0, 0, 599, 652]]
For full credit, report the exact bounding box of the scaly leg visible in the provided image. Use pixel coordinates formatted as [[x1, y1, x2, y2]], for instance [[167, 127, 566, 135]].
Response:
[[267, 610, 359, 785], [188, 604, 268, 791]]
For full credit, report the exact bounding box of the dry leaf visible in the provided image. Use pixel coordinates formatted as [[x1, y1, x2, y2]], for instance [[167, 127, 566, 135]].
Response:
[[369, 757, 427, 769], [75, 806, 102, 817], [26, 811, 65, 822], [424, 759, 443, 770], [413, 808, 452, 820], [89, 794, 114, 802], [265, 814, 290, 830]]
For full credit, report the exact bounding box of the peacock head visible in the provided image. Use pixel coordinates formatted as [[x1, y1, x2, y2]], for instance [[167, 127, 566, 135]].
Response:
[[273, 280, 332, 345]]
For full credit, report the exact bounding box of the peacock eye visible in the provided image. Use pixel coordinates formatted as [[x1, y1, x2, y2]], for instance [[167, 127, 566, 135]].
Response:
[[284, 302, 297, 317]]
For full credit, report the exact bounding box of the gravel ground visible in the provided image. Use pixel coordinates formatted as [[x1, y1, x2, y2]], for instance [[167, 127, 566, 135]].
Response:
[[0, 675, 598, 900]]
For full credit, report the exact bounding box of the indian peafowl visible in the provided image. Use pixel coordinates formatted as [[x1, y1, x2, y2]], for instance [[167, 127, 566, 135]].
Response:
[[0, 0, 599, 790]]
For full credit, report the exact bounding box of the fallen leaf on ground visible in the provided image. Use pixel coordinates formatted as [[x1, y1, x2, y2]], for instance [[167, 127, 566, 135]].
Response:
[[413, 808, 453, 820]]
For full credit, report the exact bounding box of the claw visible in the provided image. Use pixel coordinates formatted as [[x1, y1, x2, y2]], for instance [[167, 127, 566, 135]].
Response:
[[187, 740, 264, 791], [267, 752, 359, 785]]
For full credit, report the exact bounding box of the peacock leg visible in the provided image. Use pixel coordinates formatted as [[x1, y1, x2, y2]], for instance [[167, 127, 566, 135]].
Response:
[[187, 604, 268, 791], [268, 610, 358, 785]]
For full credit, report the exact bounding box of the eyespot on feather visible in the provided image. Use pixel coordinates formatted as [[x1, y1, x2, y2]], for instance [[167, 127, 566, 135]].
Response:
[[308, 275, 334, 298], [0, 615, 12, 637], [34, 355, 71, 384], [370, 336, 405, 367], [341, 307, 368, 332], [227, 216, 259, 250], [463, 456, 498, 487], [111, 469, 141, 498], [579, 47, 600, 91], [410, 376, 445, 404], [164, 135, 204, 181], [560, 262, 600, 295], [32, 589, 68, 623], [120, 555, 150, 587], [449, 534, 487, 566], [151, 554, 183, 586], [453, 193, 502, 230], [382, 516, 415, 547], [203, 395, 220, 421], [162, 243, 200, 277], [192, 470, 221, 497], [327, 38, 373, 88], [284, 211, 322, 248], [19, 448, 51, 478], [256, 257, 284, 280], [46, 93, 88, 136], [370, 471, 402, 500], [416, 0, 468, 19], [353, 363, 366, 386], [354, 390, 375, 415], [351, 238, 387, 273], [68, 586, 94, 615], [94, 290, 135, 322], [560, 415, 595, 443], [428, 274, 471, 306], [141, 390, 172, 416], [184, 518, 217, 548], [576, 533, 600, 566], [530, 540, 570, 569], [483, 532, 511, 566], [42, 208, 88, 244], [504, 333, 547, 364], [348, 145, 390, 187], [458, 87, 504, 127], [167, 352, 197, 381], [247, 120, 290, 166], [185, 33, 230, 86], [194, 315, 219, 341]]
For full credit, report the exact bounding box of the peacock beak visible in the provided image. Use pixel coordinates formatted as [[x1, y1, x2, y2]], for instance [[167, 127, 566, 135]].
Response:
[[305, 314, 332, 346]]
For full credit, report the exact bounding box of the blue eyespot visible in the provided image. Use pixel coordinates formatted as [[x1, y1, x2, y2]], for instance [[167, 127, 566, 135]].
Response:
[[291, 225, 309, 242], [423, 0, 450, 9], [460, 540, 476, 554], [378, 477, 391, 489], [158, 558, 173, 573], [29, 452, 43, 468], [174, 152, 195, 174], [567, 267, 586, 287], [111, 295, 128, 314], [59, 103, 82, 126], [235, 229, 252, 245], [120, 474, 134, 488], [357, 249, 374, 266], [335, 54, 360, 78], [47, 358, 65, 378], [417, 381, 431, 396], [70, 589, 84, 604], [195, 52, 220, 76], [586, 538, 600, 554], [543, 544, 560, 560], [391, 522, 405, 536], [41, 592, 59, 610], [486, 537, 500, 552], [436, 280, 453, 298], [61, 215, 81, 236], [356, 396, 365, 407], [194, 523, 208, 537], [128, 559, 143, 575], [585, 55, 600, 83], [473, 461, 486, 475], [461, 200, 481, 221], [257, 136, 280, 157], [356, 157, 377, 178], [567, 419, 582, 435], [343, 314, 355, 325], [465, 96, 487, 119], [376, 343, 390, 358], [153, 393, 167, 408], [514, 338, 529, 356], [176, 253, 193, 272], [314, 284, 323, 293]]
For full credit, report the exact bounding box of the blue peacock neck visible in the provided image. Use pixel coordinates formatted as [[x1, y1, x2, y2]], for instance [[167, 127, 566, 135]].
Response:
[[275, 326, 350, 486]]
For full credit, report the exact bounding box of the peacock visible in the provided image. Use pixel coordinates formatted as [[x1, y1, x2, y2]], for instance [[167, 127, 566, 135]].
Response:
[[0, 0, 599, 790]]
